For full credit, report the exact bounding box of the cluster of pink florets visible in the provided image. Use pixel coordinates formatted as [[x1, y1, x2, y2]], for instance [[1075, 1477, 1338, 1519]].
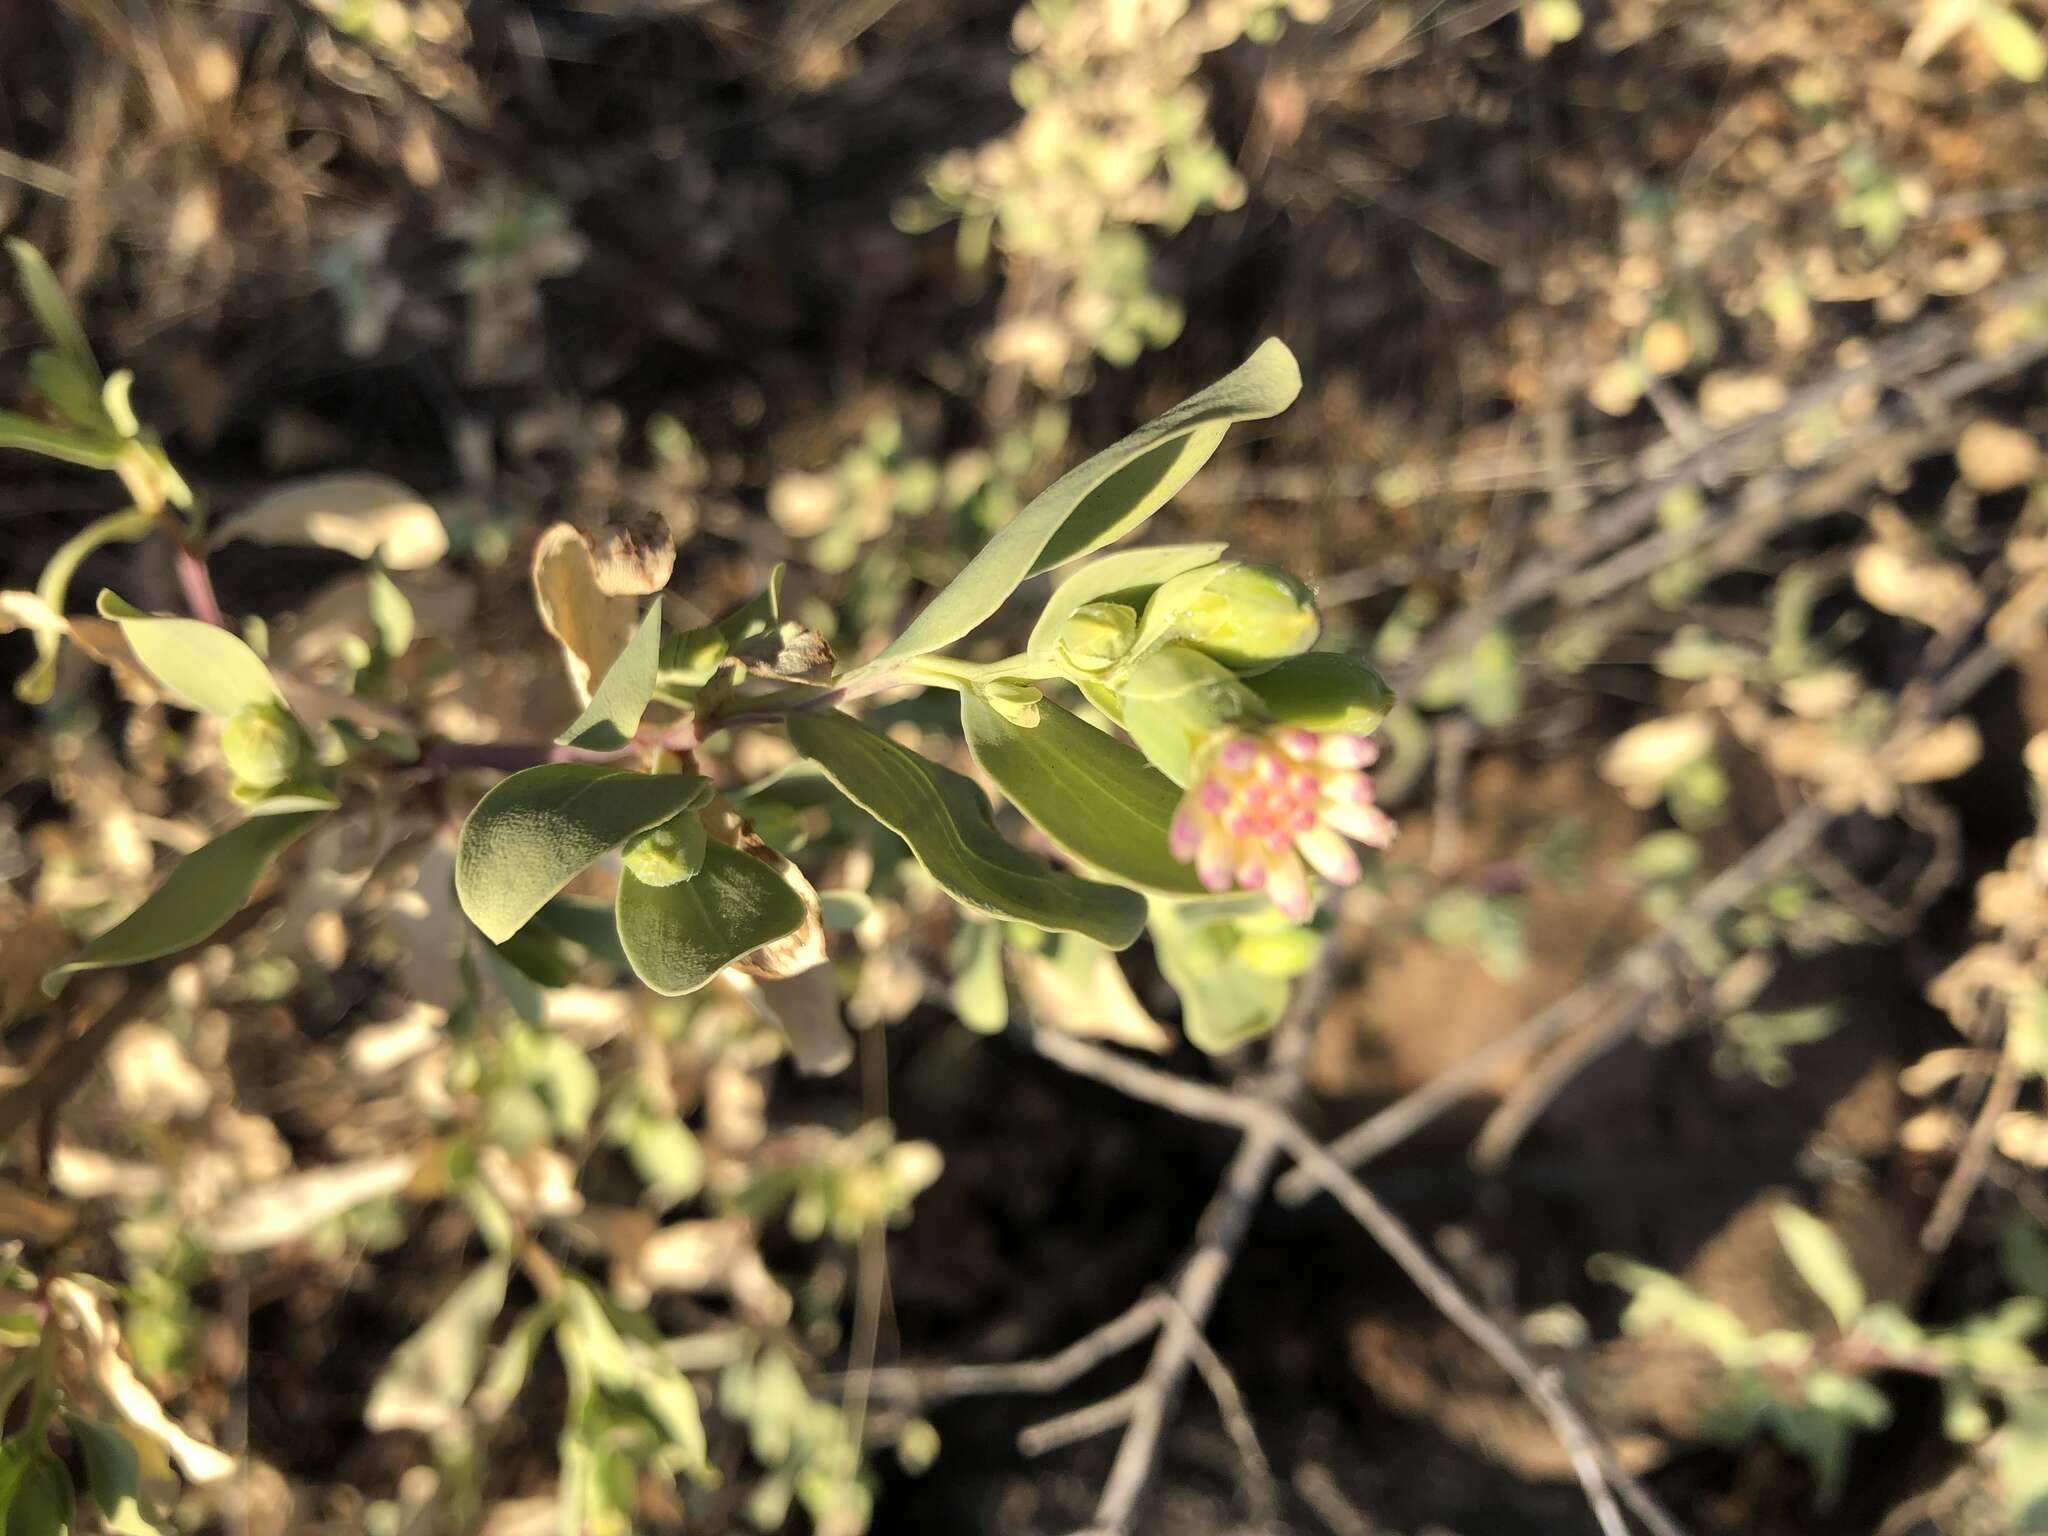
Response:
[[1168, 725, 1396, 921]]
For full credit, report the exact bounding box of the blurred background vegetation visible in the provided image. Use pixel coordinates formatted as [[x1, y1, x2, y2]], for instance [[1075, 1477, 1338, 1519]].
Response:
[[7, 0, 2048, 1532]]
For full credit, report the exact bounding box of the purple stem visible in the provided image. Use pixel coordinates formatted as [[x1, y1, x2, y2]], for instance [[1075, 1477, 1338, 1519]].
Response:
[[173, 541, 225, 628]]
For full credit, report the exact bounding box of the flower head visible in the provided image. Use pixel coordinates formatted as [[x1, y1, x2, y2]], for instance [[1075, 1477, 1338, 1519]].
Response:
[[1169, 725, 1395, 921]]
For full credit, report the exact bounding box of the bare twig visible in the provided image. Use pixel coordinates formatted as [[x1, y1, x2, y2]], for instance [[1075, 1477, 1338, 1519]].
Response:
[[1158, 1289, 1281, 1526], [847, 1293, 1165, 1408], [1030, 1028, 1690, 1536], [1080, 967, 1326, 1535], [1020, 1385, 1149, 1457]]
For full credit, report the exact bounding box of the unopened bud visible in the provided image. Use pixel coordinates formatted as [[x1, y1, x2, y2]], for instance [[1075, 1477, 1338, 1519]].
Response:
[[1055, 600, 1138, 675], [1242, 652, 1395, 734], [623, 812, 707, 888], [1138, 563, 1319, 671], [1118, 643, 1267, 784], [981, 679, 1043, 728], [221, 701, 306, 789]]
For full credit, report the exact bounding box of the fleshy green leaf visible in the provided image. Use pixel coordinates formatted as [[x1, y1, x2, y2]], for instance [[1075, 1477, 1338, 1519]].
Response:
[[455, 765, 710, 944], [364, 1258, 512, 1435], [7, 238, 102, 389], [948, 920, 1009, 1034], [62, 1411, 164, 1535], [1027, 542, 1228, 657], [558, 603, 662, 751], [98, 592, 284, 716], [1772, 1205, 1865, 1332], [0, 409, 123, 470], [1150, 903, 1290, 1052], [787, 709, 1147, 948], [6, 1453, 74, 1536], [845, 341, 1300, 683], [962, 690, 1203, 896], [16, 507, 153, 704], [616, 840, 807, 996], [367, 564, 414, 660], [474, 1302, 557, 1419], [43, 810, 327, 996]]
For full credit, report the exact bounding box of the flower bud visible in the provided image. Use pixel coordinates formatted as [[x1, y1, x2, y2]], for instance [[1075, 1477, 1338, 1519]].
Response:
[[623, 812, 707, 888], [1242, 652, 1395, 735], [221, 701, 306, 790], [1055, 600, 1138, 675], [981, 679, 1043, 728], [1137, 562, 1319, 671]]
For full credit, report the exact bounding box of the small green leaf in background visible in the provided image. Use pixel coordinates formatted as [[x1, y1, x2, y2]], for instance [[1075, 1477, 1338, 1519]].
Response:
[[1772, 1205, 1866, 1333], [367, 564, 414, 661], [1977, 4, 2047, 82], [962, 690, 1203, 896], [474, 1302, 557, 1420], [2009, 986, 2048, 1077], [1999, 1389, 2048, 1531], [558, 602, 662, 751], [1242, 651, 1395, 734], [61, 1411, 161, 1535], [98, 592, 284, 717], [787, 709, 1147, 949], [616, 840, 807, 996], [364, 1258, 512, 1435], [1027, 541, 1227, 656], [948, 920, 1009, 1033], [845, 340, 1300, 683], [455, 765, 710, 943], [14, 506, 153, 704], [43, 809, 327, 995], [0, 409, 123, 470], [1150, 903, 1291, 1052], [7, 238, 102, 390]]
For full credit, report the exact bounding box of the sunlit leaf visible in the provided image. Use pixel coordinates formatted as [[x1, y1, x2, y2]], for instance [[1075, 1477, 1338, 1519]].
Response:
[[962, 689, 1203, 896], [845, 341, 1300, 683], [616, 840, 807, 996], [948, 920, 1008, 1033], [455, 765, 709, 944], [787, 709, 1147, 948], [1772, 1205, 1866, 1333], [558, 603, 662, 751], [97, 592, 284, 717], [209, 473, 448, 569], [42, 809, 327, 996], [1149, 902, 1290, 1052], [364, 1258, 512, 1435]]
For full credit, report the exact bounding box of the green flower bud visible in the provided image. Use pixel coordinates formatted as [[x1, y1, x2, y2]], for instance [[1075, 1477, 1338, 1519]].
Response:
[[1242, 652, 1395, 735], [1117, 643, 1266, 785], [623, 812, 707, 888], [221, 701, 306, 790], [1055, 600, 1139, 675], [1136, 562, 1320, 671], [981, 679, 1043, 728]]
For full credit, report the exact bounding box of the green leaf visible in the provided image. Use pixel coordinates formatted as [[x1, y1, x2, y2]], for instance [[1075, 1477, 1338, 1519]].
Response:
[[0, 409, 122, 471], [97, 592, 284, 717], [364, 1258, 512, 1435], [43, 809, 326, 996], [1027, 542, 1228, 656], [962, 690, 1203, 896], [62, 1411, 163, 1535], [15, 507, 153, 704], [474, 1302, 557, 1420], [1150, 904, 1290, 1052], [529, 895, 631, 971], [367, 564, 414, 660], [1117, 643, 1266, 784], [787, 710, 1147, 948], [6, 1453, 74, 1536], [29, 350, 113, 435], [1242, 652, 1395, 734], [616, 840, 807, 996], [558, 603, 661, 751], [1978, 5, 2047, 82], [1773, 1205, 1865, 1332], [7, 238, 102, 389], [948, 920, 1008, 1034], [0, 1439, 35, 1522], [557, 1277, 636, 1392], [846, 341, 1299, 682], [455, 765, 710, 944]]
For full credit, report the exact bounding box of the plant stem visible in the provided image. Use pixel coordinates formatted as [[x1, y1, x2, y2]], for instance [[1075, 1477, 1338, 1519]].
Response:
[[173, 539, 224, 627]]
